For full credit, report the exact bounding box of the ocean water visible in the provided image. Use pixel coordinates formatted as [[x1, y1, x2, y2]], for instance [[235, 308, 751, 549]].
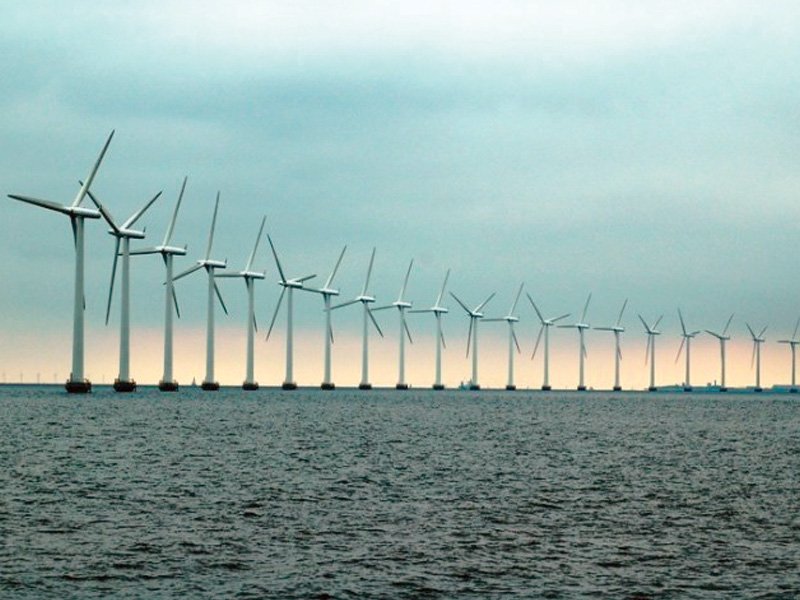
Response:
[[1, 386, 799, 598]]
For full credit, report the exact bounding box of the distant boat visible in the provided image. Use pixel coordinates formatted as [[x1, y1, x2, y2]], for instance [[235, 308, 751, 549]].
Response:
[[191, 377, 197, 387]]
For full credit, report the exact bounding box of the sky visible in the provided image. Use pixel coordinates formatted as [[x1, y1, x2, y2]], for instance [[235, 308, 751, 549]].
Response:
[[1, 1, 800, 389]]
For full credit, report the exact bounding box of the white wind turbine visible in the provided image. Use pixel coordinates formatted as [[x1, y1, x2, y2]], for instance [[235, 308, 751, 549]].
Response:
[[265, 235, 317, 390], [777, 318, 800, 393], [174, 193, 228, 391], [746, 322, 768, 393], [528, 296, 570, 391], [373, 259, 416, 390], [85, 186, 162, 392], [330, 248, 384, 390], [675, 308, 701, 392], [450, 290, 495, 390], [639, 314, 663, 392], [216, 216, 266, 390], [594, 299, 628, 392], [408, 269, 450, 390], [7, 131, 113, 393], [705, 313, 734, 392], [559, 293, 592, 391], [484, 283, 524, 390], [129, 177, 189, 391], [304, 246, 347, 390]]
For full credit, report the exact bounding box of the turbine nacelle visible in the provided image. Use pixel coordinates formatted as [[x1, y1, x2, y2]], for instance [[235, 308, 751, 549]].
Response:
[[357, 294, 376, 304], [393, 300, 412, 309], [108, 227, 145, 240], [200, 259, 226, 269], [158, 245, 187, 256]]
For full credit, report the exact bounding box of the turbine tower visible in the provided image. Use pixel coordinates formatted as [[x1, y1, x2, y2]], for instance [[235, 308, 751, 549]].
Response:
[[216, 216, 266, 390], [305, 246, 347, 390], [450, 290, 495, 391], [265, 235, 317, 390], [639, 314, 663, 392], [174, 193, 228, 391], [777, 318, 800, 393], [85, 186, 162, 392], [129, 177, 189, 392], [409, 269, 450, 390], [529, 296, 570, 391], [330, 248, 383, 390], [7, 131, 113, 393], [675, 308, 700, 392], [373, 259, 416, 390], [746, 322, 767, 393], [559, 293, 592, 391], [594, 299, 628, 392], [484, 283, 524, 390], [705, 314, 734, 392]]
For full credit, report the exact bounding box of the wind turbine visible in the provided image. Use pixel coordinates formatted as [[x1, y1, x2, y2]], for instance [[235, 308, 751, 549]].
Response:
[[7, 131, 113, 393], [174, 193, 228, 391], [373, 260, 416, 390], [85, 186, 162, 392], [484, 283, 524, 390], [675, 308, 701, 392], [705, 313, 734, 392], [331, 248, 383, 390], [529, 296, 570, 391], [559, 293, 592, 391], [265, 235, 317, 390], [746, 322, 767, 392], [594, 299, 628, 392], [128, 176, 189, 391], [777, 318, 800, 393], [304, 246, 347, 390], [408, 269, 450, 390], [450, 290, 495, 390], [639, 314, 663, 392], [216, 216, 266, 390]]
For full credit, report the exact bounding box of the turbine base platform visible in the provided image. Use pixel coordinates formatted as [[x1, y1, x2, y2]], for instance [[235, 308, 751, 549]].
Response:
[[65, 380, 91, 394], [432, 384, 445, 390], [505, 385, 516, 391], [791, 388, 798, 394], [321, 382, 335, 390], [358, 383, 372, 390], [113, 379, 136, 393], [613, 386, 622, 392], [577, 386, 587, 391], [396, 383, 409, 390], [754, 387, 763, 393], [201, 381, 220, 391], [158, 380, 179, 392], [541, 385, 552, 391], [683, 386, 693, 392], [720, 387, 728, 392], [242, 382, 259, 391], [282, 382, 298, 390], [648, 386, 658, 392], [469, 384, 480, 391]]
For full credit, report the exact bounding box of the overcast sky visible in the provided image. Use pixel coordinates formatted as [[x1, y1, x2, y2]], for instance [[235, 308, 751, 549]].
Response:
[[2, 1, 800, 388]]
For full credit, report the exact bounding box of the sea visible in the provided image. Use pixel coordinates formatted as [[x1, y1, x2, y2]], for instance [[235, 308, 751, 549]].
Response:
[[1, 386, 799, 598]]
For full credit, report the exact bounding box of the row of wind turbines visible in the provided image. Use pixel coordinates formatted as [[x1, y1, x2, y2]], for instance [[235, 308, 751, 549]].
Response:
[[8, 132, 800, 394]]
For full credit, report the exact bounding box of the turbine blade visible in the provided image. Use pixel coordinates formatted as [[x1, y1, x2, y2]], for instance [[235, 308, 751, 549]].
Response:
[[440, 329, 447, 350], [253, 313, 258, 333], [746, 322, 756, 339], [751, 342, 756, 368], [645, 337, 651, 365], [616, 298, 628, 327], [70, 216, 77, 248], [266, 234, 287, 283], [122, 190, 162, 229], [105, 238, 120, 325], [82, 187, 119, 231], [367, 307, 384, 337], [723, 313, 734, 336], [372, 304, 394, 311], [244, 215, 267, 273], [552, 313, 571, 323], [214, 281, 228, 315], [466, 317, 473, 358], [653, 315, 663, 330], [531, 326, 544, 360], [173, 263, 204, 282], [205, 192, 220, 260], [398, 259, 413, 302], [71, 130, 114, 208], [511, 323, 521, 354], [617, 344, 623, 361], [638, 314, 649, 332], [164, 176, 187, 246], [362, 247, 376, 296], [526, 293, 545, 324], [266, 287, 286, 341], [475, 292, 495, 313], [329, 323, 335, 345], [295, 274, 317, 283], [759, 326, 768, 338], [324, 245, 347, 289], [675, 337, 685, 363], [509, 282, 524, 315], [793, 317, 800, 340], [678, 308, 687, 336], [172, 288, 181, 319], [580, 292, 592, 323], [404, 319, 413, 344], [330, 298, 359, 311], [449, 292, 471, 315], [129, 246, 161, 255], [435, 269, 450, 306], [7, 194, 71, 215]]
